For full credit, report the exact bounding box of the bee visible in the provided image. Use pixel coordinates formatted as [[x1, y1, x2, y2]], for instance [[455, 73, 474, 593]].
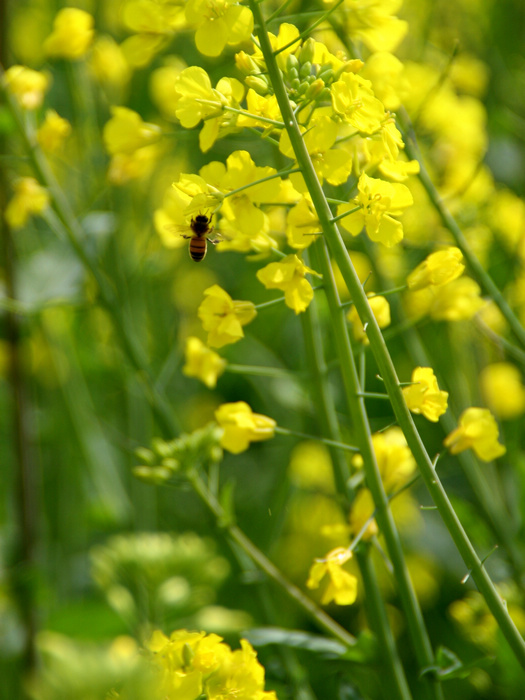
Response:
[[181, 214, 221, 262]]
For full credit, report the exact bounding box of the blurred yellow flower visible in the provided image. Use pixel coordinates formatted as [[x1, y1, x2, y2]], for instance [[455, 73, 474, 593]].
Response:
[[183, 337, 226, 389], [4, 65, 50, 110], [5, 178, 49, 229], [444, 407, 506, 462], [44, 8, 94, 59], [256, 254, 321, 314], [347, 294, 391, 344], [402, 367, 448, 422], [480, 363, 525, 420], [407, 247, 465, 291], [306, 547, 358, 605], [215, 402, 276, 454], [185, 0, 254, 57], [197, 285, 256, 348], [103, 106, 162, 155], [90, 36, 131, 88], [348, 488, 378, 541], [37, 110, 71, 153], [353, 427, 415, 493]]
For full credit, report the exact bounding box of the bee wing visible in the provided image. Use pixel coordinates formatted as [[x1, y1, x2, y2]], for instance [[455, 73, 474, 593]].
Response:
[[164, 223, 192, 238]]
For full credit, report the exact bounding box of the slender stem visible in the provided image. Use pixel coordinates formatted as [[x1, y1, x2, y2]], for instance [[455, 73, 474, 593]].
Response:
[[248, 3, 442, 697], [274, 426, 359, 453], [188, 470, 357, 648], [398, 107, 525, 350], [249, 0, 525, 673], [299, 272, 412, 700], [273, 0, 345, 55], [198, 101, 285, 128], [2, 78, 179, 438], [222, 166, 300, 199], [226, 363, 302, 378]]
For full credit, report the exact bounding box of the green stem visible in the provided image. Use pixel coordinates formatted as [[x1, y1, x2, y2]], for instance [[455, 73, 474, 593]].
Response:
[[3, 78, 178, 438], [398, 107, 525, 350], [248, 4, 442, 696], [188, 470, 357, 648], [300, 272, 412, 700], [222, 166, 300, 199], [274, 425, 359, 453], [249, 0, 525, 673], [226, 363, 302, 378]]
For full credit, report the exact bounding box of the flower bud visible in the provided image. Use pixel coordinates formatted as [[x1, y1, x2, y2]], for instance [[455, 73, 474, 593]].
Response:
[[300, 38, 316, 65], [286, 53, 300, 75], [305, 78, 326, 100], [299, 61, 312, 79], [245, 75, 270, 95]]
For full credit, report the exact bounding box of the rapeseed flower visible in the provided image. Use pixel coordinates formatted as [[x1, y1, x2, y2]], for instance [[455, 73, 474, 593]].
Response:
[[37, 110, 71, 153], [480, 363, 525, 420], [4, 65, 49, 109], [338, 172, 413, 246], [43, 8, 94, 59], [257, 255, 321, 314], [198, 285, 256, 348], [103, 106, 162, 155], [402, 367, 448, 422], [5, 178, 49, 229], [444, 408, 506, 462], [407, 247, 465, 291], [348, 489, 378, 541], [353, 427, 415, 493], [306, 547, 358, 605], [183, 337, 226, 389], [215, 402, 276, 454], [185, 0, 254, 57], [341, 0, 408, 53], [331, 72, 386, 134], [347, 294, 391, 343], [174, 67, 244, 151]]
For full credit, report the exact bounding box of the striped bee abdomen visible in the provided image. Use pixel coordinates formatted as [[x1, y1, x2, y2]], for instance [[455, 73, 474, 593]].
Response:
[[189, 236, 207, 261]]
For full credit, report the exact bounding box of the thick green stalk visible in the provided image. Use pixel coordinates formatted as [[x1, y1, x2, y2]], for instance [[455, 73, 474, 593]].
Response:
[[248, 3, 442, 697], [398, 107, 525, 350], [300, 287, 413, 700], [249, 0, 525, 675]]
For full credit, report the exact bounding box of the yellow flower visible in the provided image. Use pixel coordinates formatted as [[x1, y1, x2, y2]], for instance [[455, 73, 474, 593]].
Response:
[[428, 277, 485, 321], [102, 106, 162, 155], [338, 172, 413, 247], [185, 0, 254, 57], [347, 295, 391, 344], [183, 337, 226, 389], [197, 285, 256, 348], [480, 363, 525, 420], [174, 67, 244, 151], [90, 36, 131, 88], [5, 178, 49, 229], [407, 247, 465, 291], [331, 72, 386, 134], [348, 489, 378, 541], [215, 402, 276, 454], [256, 254, 320, 314], [353, 427, 415, 493], [4, 65, 50, 110], [286, 197, 320, 250], [306, 547, 358, 605], [402, 367, 448, 422], [343, 0, 408, 53], [37, 110, 71, 153], [444, 408, 506, 462], [44, 8, 94, 59]]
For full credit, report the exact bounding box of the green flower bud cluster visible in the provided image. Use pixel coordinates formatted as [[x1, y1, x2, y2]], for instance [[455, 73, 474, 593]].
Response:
[[133, 423, 223, 485], [284, 39, 334, 106]]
